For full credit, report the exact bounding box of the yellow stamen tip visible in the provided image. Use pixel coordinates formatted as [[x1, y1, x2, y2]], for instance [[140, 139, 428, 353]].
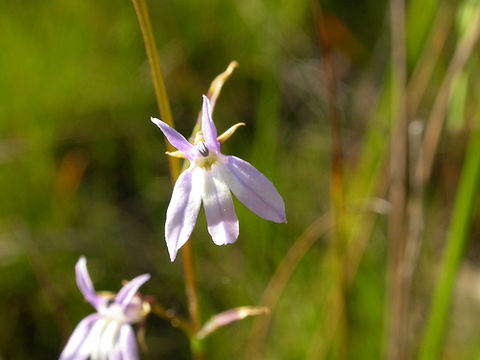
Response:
[[217, 123, 246, 144], [165, 151, 186, 159]]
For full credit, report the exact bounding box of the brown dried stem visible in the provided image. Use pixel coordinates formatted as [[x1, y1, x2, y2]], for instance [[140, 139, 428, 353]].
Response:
[[386, 0, 408, 359], [312, 2, 347, 358], [406, 1, 454, 119], [131, 1, 202, 357], [418, 7, 480, 184]]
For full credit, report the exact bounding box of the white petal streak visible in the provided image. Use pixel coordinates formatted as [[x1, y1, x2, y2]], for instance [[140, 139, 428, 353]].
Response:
[[79, 317, 107, 360], [97, 321, 120, 360], [165, 167, 202, 261], [222, 156, 286, 223], [202, 165, 239, 245]]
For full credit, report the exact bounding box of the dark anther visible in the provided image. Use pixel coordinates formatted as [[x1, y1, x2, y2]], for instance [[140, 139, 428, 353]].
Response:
[[197, 142, 209, 157]]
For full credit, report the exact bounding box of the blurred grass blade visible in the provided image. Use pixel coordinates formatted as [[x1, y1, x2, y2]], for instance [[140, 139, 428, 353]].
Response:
[[311, 2, 347, 358], [406, 0, 438, 65], [446, 71, 468, 133], [196, 306, 269, 340], [386, 0, 408, 357], [418, 5, 480, 184], [246, 214, 331, 358], [419, 127, 480, 360], [407, 0, 453, 119]]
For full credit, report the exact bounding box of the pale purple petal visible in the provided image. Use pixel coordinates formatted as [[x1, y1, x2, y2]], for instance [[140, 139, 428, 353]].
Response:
[[59, 313, 99, 360], [221, 156, 286, 223], [165, 166, 203, 261], [110, 342, 122, 360], [75, 257, 102, 310], [197, 306, 269, 339], [115, 274, 150, 307], [151, 117, 196, 161], [118, 324, 139, 360], [201, 95, 220, 153], [202, 165, 239, 245], [110, 337, 124, 360]]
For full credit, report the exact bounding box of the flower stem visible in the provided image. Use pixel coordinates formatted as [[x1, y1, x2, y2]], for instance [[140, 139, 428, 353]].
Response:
[[182, 239, 202, 334], [131, 0, 203, 357], [149, 302, 192, 336], [131, 0, 181, 179]]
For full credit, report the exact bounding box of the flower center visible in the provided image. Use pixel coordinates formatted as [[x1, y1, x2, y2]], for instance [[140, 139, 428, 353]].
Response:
[[193, 133, 219, 170], [98, 295, 148, 324], [196, 141, 209, 157], [194, 150, 218, 170]]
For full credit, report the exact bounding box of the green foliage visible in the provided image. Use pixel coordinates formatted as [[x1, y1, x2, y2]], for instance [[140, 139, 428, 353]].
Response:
[[1, 0, 480, 359]]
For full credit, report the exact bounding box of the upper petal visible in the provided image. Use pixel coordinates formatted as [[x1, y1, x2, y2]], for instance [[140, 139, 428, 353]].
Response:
[[165, 166, 203, 261], [201, 95, 220, 153], [202, 164, 239, 245], [221, 156, 286, 223], [59, 313, 100, 360], [75, 257, 103, 310], [151, 117, 196, 161], [115, 274, 151, 308]]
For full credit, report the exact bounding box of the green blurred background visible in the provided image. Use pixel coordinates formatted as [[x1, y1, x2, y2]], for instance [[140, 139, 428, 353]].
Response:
[[1, 0, 480, 359]]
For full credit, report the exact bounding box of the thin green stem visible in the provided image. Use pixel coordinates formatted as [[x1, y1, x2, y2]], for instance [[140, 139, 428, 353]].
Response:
[[131, 0, 202, 357], [419, 127, 480, 359], [131, 0, 181, 180], [150, 302, 193, 337], [181, 238, 201, 334]]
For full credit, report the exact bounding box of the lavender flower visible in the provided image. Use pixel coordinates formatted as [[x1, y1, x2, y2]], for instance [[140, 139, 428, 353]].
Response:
[[151, 95, 286, 261], [59, 257, 150, 360]]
